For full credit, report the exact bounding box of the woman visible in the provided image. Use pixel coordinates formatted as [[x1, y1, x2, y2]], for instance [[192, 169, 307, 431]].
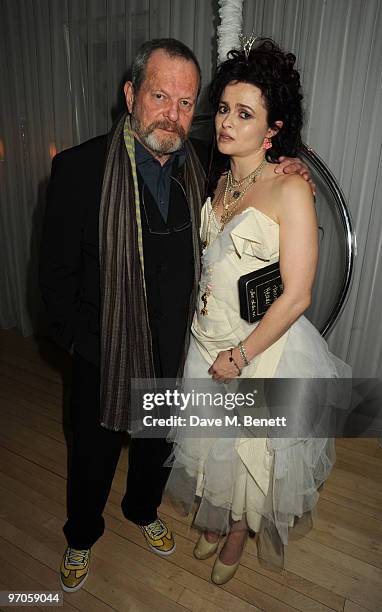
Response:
[[165, 38, 350, 584]]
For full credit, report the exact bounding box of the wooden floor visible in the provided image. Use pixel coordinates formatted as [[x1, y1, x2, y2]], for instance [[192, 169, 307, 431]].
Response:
[[0, 328, 381, 612]]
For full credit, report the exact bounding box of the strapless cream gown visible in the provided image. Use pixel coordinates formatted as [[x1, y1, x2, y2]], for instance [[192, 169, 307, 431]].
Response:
[[165, 198, 351, 566]]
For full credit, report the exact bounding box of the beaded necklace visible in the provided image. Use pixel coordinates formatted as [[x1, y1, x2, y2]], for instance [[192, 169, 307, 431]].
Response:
[[203, 158, 267, 248], [200, 158, 267, 315]]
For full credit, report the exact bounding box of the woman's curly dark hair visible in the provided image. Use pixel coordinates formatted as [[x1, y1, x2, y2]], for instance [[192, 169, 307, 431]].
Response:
[[208, 38, 304, 195]]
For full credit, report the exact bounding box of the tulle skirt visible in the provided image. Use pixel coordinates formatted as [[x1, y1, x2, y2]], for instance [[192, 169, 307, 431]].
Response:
[[164, 316, 351, 569]]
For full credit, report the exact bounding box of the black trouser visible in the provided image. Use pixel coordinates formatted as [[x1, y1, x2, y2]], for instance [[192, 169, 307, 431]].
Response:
[[63, 353, 172, 549]]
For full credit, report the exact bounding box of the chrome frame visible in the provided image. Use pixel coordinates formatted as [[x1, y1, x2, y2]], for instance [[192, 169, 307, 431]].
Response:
[[301, 145, 356, 337]]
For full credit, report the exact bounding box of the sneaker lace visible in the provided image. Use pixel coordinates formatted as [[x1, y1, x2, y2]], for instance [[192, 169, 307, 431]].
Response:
[[145, 519, 166, 539], [66, 548, 89, 567]]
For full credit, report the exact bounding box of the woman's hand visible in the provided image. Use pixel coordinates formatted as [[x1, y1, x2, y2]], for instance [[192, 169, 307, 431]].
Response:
[[275, 156, 316, 195], [208, 349, 242, 383]]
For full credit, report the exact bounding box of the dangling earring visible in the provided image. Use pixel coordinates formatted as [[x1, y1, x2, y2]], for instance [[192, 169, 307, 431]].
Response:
[[263, 137, 272, 150]]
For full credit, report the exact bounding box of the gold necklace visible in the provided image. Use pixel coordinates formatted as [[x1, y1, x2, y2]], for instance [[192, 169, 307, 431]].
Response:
[[202, 182, 224, 249], [203, 158, 267, 249], [221, 158, 267, 227], [200, 158, 267, 316], [226, 163, 266, 198]]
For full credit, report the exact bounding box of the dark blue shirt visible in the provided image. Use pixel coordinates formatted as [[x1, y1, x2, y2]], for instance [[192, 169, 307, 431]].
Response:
[[134, 139, 186, 222]]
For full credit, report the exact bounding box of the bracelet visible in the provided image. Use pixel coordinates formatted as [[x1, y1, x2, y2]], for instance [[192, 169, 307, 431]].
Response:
[[238, 341, 250, 366], [229, 348, 242, 376]]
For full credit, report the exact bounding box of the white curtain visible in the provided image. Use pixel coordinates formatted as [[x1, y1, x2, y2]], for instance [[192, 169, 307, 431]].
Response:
[[0, 0, 215, 335], [1, 0, 381, 377], [242, 0, 382, 376]]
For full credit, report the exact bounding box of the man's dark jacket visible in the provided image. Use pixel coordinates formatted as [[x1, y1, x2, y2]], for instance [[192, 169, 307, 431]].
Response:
[[39, 132, 209, 369]]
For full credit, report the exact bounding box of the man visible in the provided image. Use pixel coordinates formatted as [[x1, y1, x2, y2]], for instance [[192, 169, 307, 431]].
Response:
[[40, 38, 311, 593]]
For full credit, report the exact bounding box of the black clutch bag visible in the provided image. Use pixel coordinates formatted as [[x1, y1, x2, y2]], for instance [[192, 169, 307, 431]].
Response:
[[238, 261, 283, 323]]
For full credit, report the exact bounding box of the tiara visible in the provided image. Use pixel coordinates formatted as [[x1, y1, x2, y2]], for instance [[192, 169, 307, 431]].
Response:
[[238, 32, 258, 60]]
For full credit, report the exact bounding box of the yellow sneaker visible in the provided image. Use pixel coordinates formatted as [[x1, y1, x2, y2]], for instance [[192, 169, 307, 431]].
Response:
[[60, 547, 90, 592], [139, 518, 175, 556]]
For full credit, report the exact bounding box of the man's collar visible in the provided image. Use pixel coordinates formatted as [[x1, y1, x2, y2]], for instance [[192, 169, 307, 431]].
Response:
[[134, 137, 185, 167]]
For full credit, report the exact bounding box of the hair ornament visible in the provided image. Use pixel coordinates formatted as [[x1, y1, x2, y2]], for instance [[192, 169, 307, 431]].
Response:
[[238, 32, 258, 60]]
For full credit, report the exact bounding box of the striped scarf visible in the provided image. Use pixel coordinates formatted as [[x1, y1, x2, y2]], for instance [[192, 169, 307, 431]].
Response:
[[99, 114, 205, 431]]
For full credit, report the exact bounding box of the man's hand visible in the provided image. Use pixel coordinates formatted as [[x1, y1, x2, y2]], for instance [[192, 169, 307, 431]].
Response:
[[275, 156, 316, 195]]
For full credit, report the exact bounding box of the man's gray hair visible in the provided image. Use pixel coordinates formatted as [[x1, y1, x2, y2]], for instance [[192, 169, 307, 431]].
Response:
[[131, 38, 201, 95]]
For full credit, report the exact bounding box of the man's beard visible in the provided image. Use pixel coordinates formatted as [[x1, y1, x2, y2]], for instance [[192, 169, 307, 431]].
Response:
[[131, 110, 186, 155]]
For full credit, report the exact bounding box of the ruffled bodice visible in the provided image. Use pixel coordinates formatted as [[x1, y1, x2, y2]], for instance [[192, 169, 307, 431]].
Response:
[[192, 198, 289, 376]]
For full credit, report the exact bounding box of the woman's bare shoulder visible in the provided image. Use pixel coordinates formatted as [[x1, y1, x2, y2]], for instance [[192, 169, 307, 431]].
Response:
[[274, 172, 312, 194], [268, 173, 315, 224]]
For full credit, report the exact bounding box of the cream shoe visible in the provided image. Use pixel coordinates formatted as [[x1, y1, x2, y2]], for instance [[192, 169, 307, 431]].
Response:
[[193, 532, 219, 560], [211, 554, 241, 585], [211, 532, 247, 584]]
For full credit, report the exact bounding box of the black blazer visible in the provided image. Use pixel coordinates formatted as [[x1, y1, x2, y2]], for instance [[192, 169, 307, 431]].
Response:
[[39, 132, 209, 366]]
